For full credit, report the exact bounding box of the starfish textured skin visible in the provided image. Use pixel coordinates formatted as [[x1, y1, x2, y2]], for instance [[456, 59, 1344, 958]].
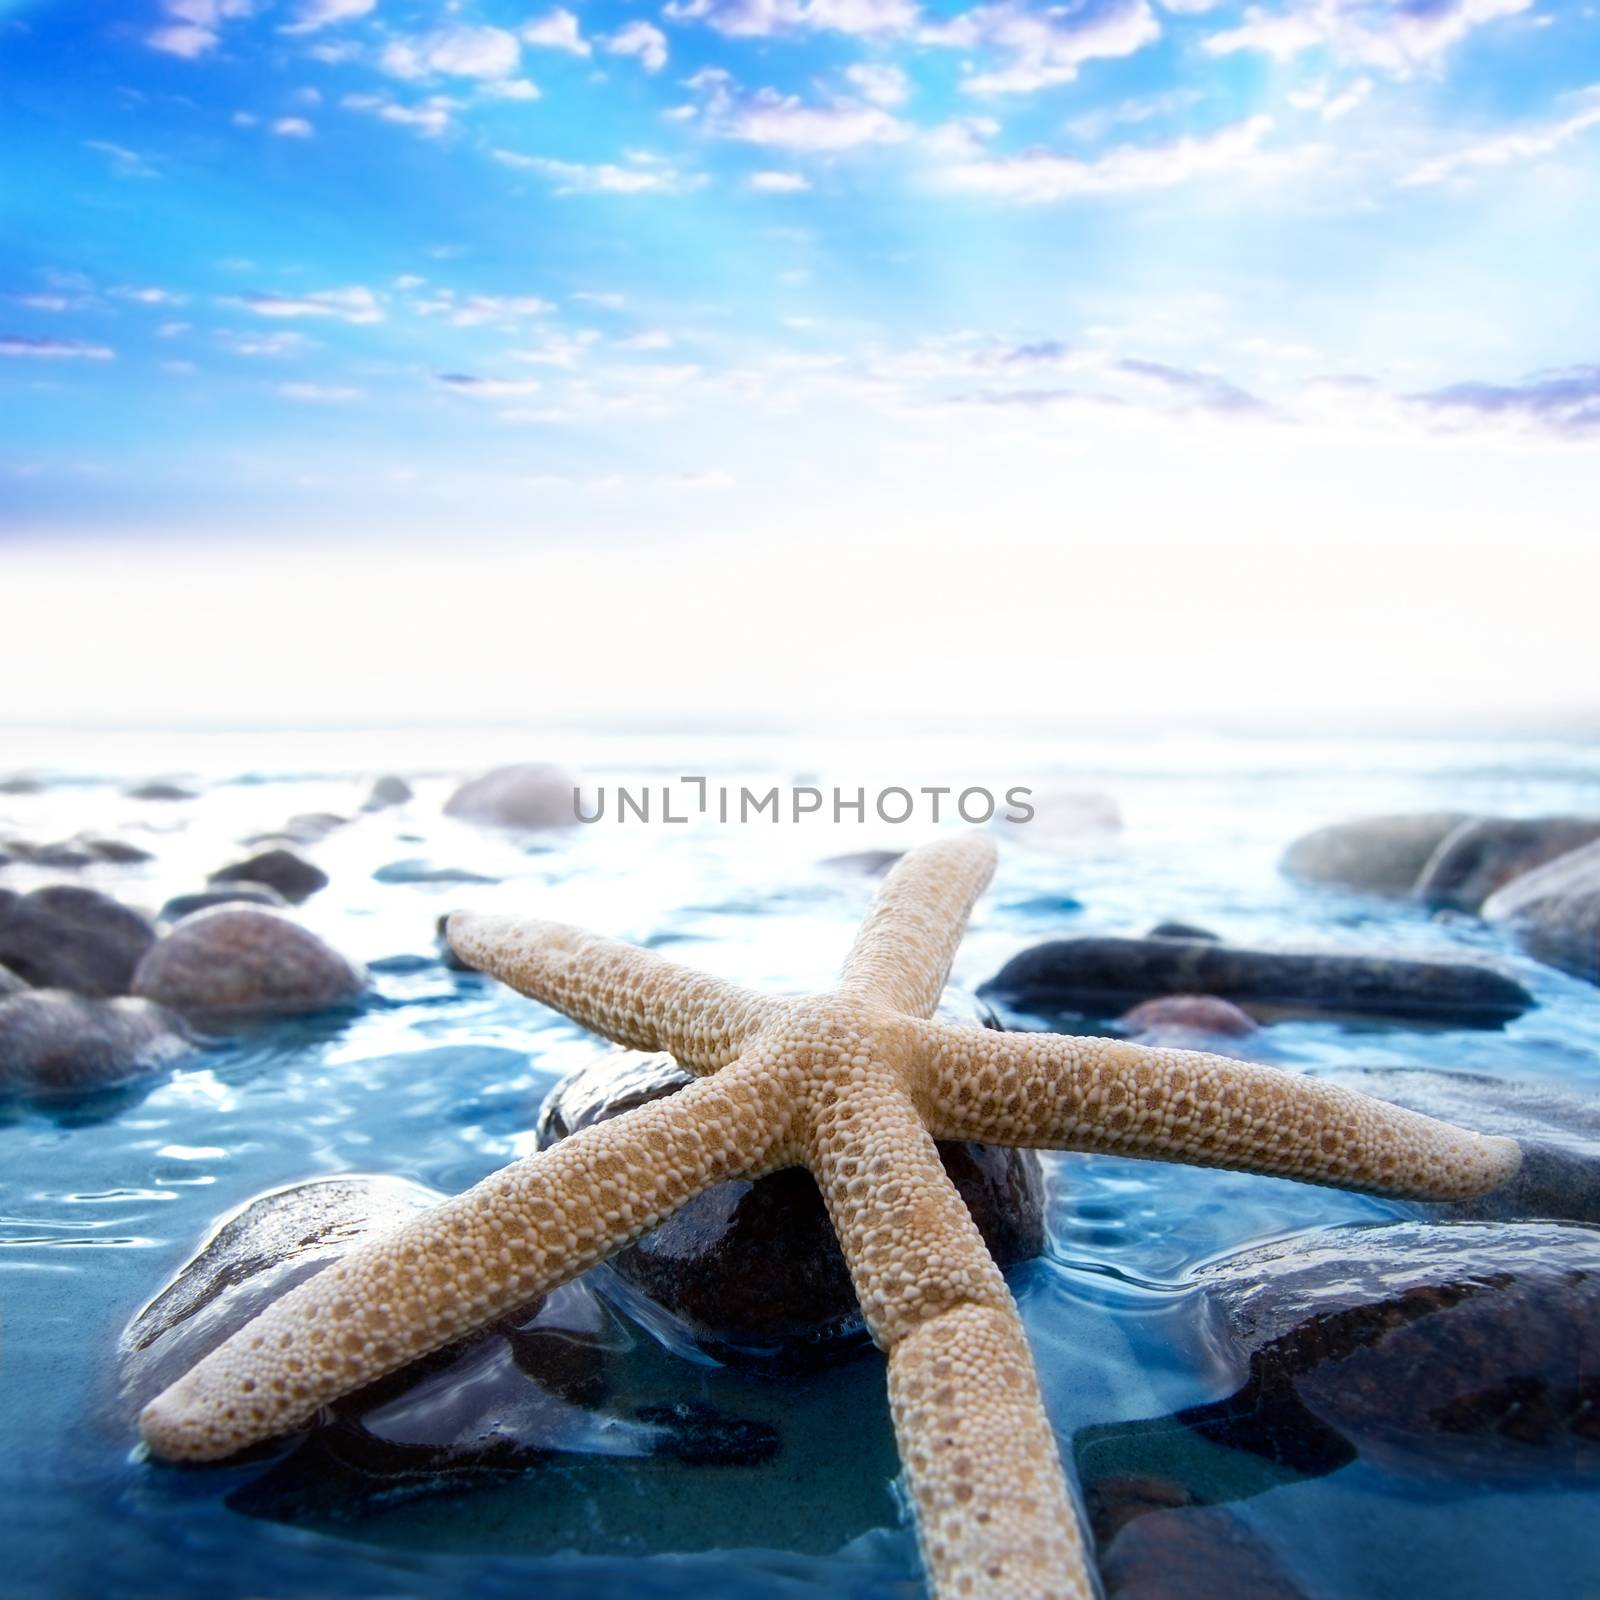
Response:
[[139, 834, 1521, 1599]]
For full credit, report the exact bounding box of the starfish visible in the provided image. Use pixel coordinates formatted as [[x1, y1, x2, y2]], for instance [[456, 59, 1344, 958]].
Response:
[[140, 833, 1520, 1598]]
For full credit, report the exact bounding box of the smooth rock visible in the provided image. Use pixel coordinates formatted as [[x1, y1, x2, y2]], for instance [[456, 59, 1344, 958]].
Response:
[[1415, 816, 1600, 914], [1077, 1221, 1600, 1513], [0, 775, 44, 795], [1092, 1495, 1310, 1600], [208, 848, 328, 904], [0, 989, 189, 1093], [1145, 921, 1218, 942], [0, 885, 157, 997], [244, 813, 347, 847], [132, 906, 366, 1019], [373, 859, 501, 885], [362, 774, 413, 811], [1313, 1065, 1600, 1224], [1281, 811, 1470, 896], [85, 837, 156, 864], [820, 849, 904, 876], [159, 883, 287, 922], [443, 763, 578, 830], [1483, 839, 1600, 984], [126, 780, 196, 801], [23, 842, 96, 868], [1120, 994, 1258, 1040], [0, 962, 27, 997], [537, 1018, 1042, 1369], [980, 935, 1532, 1028]]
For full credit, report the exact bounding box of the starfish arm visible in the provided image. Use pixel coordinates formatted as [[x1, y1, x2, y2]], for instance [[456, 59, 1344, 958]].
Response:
[[910, 1022, 1522, 1202], [446, 912, 778, 1073], [838, 832, 998, 1019], [806, 1071, 1092, 1600], [139, 1057, 792, 1462]]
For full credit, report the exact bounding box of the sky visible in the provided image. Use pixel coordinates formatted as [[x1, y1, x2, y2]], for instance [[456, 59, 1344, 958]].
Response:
[[1, 0, 1597, 729]]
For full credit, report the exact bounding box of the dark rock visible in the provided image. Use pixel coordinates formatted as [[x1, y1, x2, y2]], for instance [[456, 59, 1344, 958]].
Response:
[[373, 859, 502, 885], [132, 906, 366, 1019], [159, 883, 287, 922], [0, 989, 189, 1093], [821, 849, 904, 876], [1312, 1066, 1600, 1224], [25, 842, 96, 868], [362, 774, 413, 811], [1076, 1221, 1600, 1522], [126, 780, 196, 801], [1120, 994, 1258, 1040], [84, 838, 156, 864], [1281, 811, 1470, 896], [443, 762, 579, 830], [243, 813, 347, 848], [537, 1032, 1043, 1369], [0, 962, 26, 998], [981, 935, 1532, 1028], [435, 913, 475, 971], [1146, 921, 1218, 942], [1415, 816, 1600, 914], [1093, 1495, 1310, 1600], [0, 885, 157, 996], [0, 774, 44, 795], [1483, 839, 1600, 984], [208, 848, 328, 904]]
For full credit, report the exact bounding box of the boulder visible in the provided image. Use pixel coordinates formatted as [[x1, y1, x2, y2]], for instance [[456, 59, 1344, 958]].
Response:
[[443, 763, 578, 830], [159, 883, 287, 923], [1145, 921, 1219, 942], [1119, 994, 1258, 1041], [0, 885, 157, 996], [0, 989, 189, 1093], [208, 848, 328, 904], [1415, 816, 1600, 914], [1281, 812, 1470, 896], [981, 935, 1532, 1028], [0, 962, 27, 998], [1483, 839, 1600, 984], [537, 1028, 1043, 1369], [362, 774, 413, 811], [132, 906, 366, 1019], [126, 780, 196, 801], [83, 837, 156, 864]]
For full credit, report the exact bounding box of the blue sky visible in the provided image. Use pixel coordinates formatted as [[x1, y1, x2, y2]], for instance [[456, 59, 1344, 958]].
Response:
[[1, 0, 1597, 725]]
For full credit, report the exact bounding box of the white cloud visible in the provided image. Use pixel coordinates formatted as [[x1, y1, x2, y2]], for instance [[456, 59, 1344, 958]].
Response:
[[281, 0, 375, 34], [509, 330, 603, 366], [276, 381, 364, 401], [113, 285, 186, 304], [1402, 94, 1600, 185], [1287, 76, 1373, 120], [382, 25, 521, 80], [747, 168, 813, 191], [692, 77, 910, 150], [343, 92, 456, 137], [844, 62, 910, 107], [0, 336, 115, 361], [83, 140, 157, 179], [220, 329, 313, 355], [1206, 0, 1531, 77], [663, 0, 915, 37], [521, 9, 590, 56], [603, 21, 668, 72], [922, 0, 1160, 95], [617, 329, 676, 350], [493, 149, 701, 193], [409, 290, 556, 326], [923, 116, 1001, 159], [434, 372, 545, 397], [145, 0, 252, 58], [271, 116, 316, 137], [482, 78, 542, 101], [939, 115, 1314, 200], [226, 286, 383, 323]]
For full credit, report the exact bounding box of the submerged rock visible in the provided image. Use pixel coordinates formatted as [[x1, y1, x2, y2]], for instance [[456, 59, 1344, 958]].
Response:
[[373, 859, 501, 886], [1483, 839, 1600, 984], [208, 848, 328, 904], [1314, 1066, 1600, 1224], [1281, 812, 1470, 896], [126, 780, 196, 801], [537, 1027, 1043, 1369], [444, 763, 578, 830], [132, 906, 365, 1019], [1145, 921, 1219, 942], [1415, 816, 1600, 914], [0, 885, 157, 997], [159, 883, 287, 923], [0, 990, 189, 1093], [362, 773, 413, 811], [1119, 994, 1258, 1042], [981, 935, 1532, 1028], [1076, 1220, 1600, 1534]]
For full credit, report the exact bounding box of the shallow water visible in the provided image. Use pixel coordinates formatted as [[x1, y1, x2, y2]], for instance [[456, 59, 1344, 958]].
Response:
[[2, 728, 1597, 1598]]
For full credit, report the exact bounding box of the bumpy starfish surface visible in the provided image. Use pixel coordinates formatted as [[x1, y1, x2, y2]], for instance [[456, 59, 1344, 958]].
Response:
[[140, 833, 1520, 1599]]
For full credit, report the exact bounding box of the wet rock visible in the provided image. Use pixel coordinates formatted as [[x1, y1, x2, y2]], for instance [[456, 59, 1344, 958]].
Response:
[[821, 849, 904, 876], [1145, 921, 1218, 942], [1119, 994, 1258, 1041], [444, 763, 578, 830], [132, 906, 366, 1019], [84, 837, 156, 864], [1415, 816, 1600, 914], [0, 774, 44, 795], [1077, 1221, 1600, 1515], [208, 848, 328, 904], [126, 780, 196, 801], [537, 1028, 1043, 1369], [980, 934, 1532, 1028], [244, 813, 347, 848], [159, 883, 287, 922], [373, 859, 501, 885], [1312, 1066, 1600, 1224], [0, 885, 157, 997], [362, 774, 413, 811], [0, 990, 190, 1093], [23, 842, 96, 868], [1483, 839, 1600, 984], [1281, 811, 1470, 896], [1093, 1495, 1310, 1600], [0, 962, 26, 998], [435, 912, 475, 972]]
